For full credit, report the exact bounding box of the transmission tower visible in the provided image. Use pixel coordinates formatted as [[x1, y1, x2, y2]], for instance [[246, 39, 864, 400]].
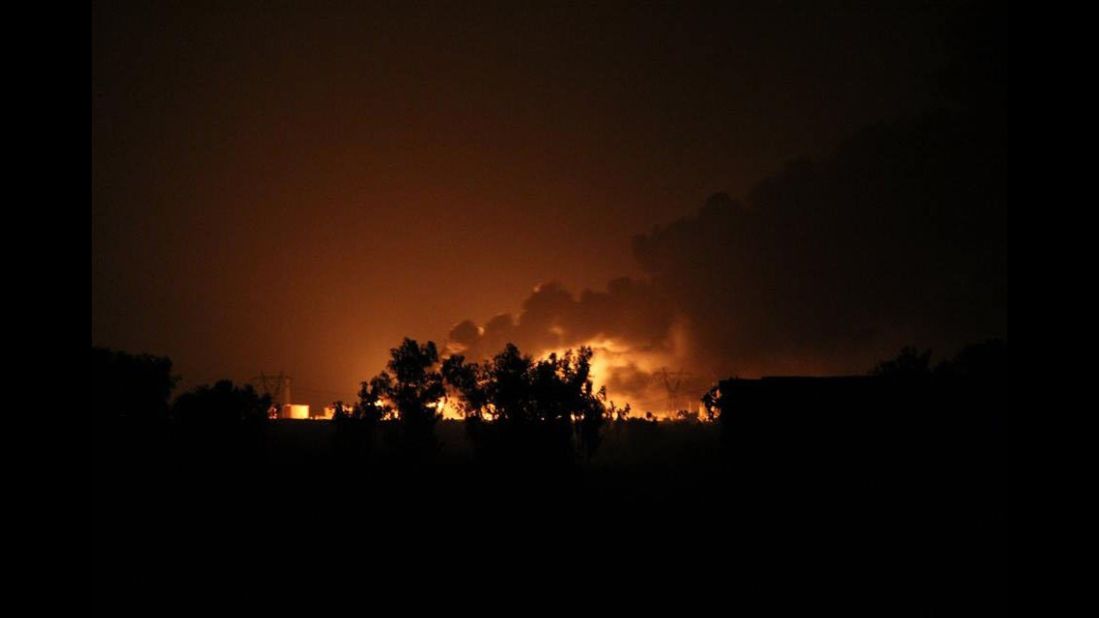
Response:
[[251, 372, 292, 409], [658, 367, 692, 413]]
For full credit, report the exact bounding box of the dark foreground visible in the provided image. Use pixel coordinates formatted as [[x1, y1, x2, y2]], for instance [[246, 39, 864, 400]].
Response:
[[96, 381, 1006, 613]]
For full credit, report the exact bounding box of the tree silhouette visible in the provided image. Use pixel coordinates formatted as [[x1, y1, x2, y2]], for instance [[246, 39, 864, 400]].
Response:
[[91, 346, 177, 422], [485, 343, 533, 423], [675, 409, 700, 423], [172, 380, 271, 427], [362, 338, 445, 459], [935, 339, 1007, 380], [441, 342, 607, 464], [171, 379, 272, 466], [331, 395, 378, 466], [871, 346, 933, 378], [441, 353, 493, 450], [606, 399, 632, 426], [355, 373, 393, 423], [441, 353, 490, 421], [575, 375, 607, 458]]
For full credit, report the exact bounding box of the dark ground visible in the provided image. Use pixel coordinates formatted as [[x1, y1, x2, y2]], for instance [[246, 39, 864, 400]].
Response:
[[95, 388, 1007, 614]]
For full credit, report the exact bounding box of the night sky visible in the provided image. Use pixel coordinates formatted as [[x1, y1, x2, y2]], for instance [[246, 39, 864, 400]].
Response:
[[92, 1, 1007, 413]]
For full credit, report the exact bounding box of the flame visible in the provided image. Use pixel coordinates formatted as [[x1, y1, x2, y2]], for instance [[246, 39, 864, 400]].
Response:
[[535, 337, 685, 419], [437, 330, 708, 421]]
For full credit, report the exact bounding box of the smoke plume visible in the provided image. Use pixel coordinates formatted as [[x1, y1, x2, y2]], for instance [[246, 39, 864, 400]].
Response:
[[447, 108, 1006, 415]]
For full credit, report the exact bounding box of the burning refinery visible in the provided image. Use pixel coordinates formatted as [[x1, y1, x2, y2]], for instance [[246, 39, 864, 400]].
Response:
[[254, 334, 714, 423]]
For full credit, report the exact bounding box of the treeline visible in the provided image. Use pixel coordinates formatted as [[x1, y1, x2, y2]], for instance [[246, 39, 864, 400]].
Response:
[[330, 338, 617, 464], [93, 337, 1007, 466], [92, 338, 1007, 608], [92, 346, 271, 427], [92, 339, 627, 466]]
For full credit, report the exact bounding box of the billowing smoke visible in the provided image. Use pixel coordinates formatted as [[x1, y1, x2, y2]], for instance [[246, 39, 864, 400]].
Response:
[[447, 109, 1006, 416], [446, 278, 700, 415]]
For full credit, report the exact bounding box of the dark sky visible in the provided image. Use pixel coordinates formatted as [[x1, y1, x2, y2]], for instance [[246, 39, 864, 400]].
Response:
[[92, 1, 1007, 412]]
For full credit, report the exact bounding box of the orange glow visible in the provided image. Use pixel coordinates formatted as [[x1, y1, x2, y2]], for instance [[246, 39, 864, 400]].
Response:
[[533, 334, 713, 420], [435, 336, 712, 421], [439, 399, 464, 421], [536, 338, 658, 417], [282, 404, 310, 420]]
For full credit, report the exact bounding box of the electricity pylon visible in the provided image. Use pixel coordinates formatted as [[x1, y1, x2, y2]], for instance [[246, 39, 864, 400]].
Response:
[[251, 372, 292, 408]]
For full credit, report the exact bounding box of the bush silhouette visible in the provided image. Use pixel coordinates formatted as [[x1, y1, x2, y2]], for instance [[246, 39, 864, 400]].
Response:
[[172, 380, 271, 428], [91, 346, 177, 422]]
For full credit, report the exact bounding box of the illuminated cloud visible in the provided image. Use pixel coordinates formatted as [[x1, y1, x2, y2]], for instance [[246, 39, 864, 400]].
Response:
[[448, 110, 1006, 415]]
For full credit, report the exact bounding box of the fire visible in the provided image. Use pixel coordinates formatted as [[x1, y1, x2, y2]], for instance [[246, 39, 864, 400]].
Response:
[[417, 330, 710, 421], [281, 404, 310, 419], [536, 337, 684, 419], [439, 398, 464, 421]]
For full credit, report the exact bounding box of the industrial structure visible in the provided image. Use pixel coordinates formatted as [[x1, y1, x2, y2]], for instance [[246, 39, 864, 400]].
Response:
[[251, 372, 319, 419]]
